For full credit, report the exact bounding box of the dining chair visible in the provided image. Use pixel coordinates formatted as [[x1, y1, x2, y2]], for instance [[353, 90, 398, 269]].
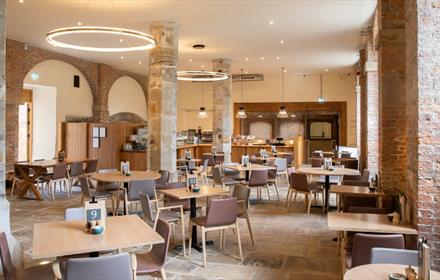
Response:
[[67, 161, 84, 195], [62, 253, 136, 280], [344, 159, 359, 170], [274, 157, 289, 184], [162, 182, 191, 211], [266, 167, 280, 201], [94, 169, 119, 191], [232, 184, 254, 245], [155, 170, 170, 190], [241, 169, 270, 201], [10, 162, 27, 198], [41, 163, 69, 200], [311, 157, 323, 167], [212, 165, 239, 190], [201, 154, 216, 167], [84, 159, 98, 175], [78, 176, 115, 214], [0, 231, 54, 280], [370, 248, 418, 266], [189, 197, 243, 268], [343, 233, 404, 273], [343, 168, 370, 182], [140, 192, 185, 256], [136, 219, 171, 279], [285, 172, 324, 215], [342, 195, 378, 212], [123, 179, 157, 215], [196, 159, 209, 186]]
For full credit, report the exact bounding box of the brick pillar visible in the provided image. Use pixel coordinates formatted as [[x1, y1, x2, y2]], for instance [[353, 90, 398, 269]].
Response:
[[378, 0, 407, 192], [406, 0, 440, 269], [0, 2, 22, 275], [147, 21, 178, 174], [212, 58, 232, 163]]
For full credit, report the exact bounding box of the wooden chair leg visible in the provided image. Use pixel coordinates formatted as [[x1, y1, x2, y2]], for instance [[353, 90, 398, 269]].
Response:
[[236, 222, 243, 261], [307, 194, 312, 216], [219, 229, 223, 251], [245, 214, 255, 245], [180, 208, 186, 256], [285, 188, 291, 207], [265, 185, 271, 200], [10, 179, 16, 198], [274, 181, 280, 201], [51, 181, 55, 200], [202, 227, 207, 268], [322, 192, 325, 213], [160, 268, 167, 280]]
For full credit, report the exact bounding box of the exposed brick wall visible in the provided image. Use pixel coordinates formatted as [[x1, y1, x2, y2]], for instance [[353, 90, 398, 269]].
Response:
[[405, 0, 440, 269], [378, 0, 407, 193], [359, 49, 368, 171], [109, 112, 146, 124], [6, 39, 147, 171]]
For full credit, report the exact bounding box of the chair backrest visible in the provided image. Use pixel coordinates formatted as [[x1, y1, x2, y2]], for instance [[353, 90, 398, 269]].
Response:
[[342, 180, 370, 187], [52, 163, 67, 180], [0, 232, 16, 280], [248, 170, 268, 187], [370, 248, 418, 266], [202, 154, 215, 166], [214, 155, 225, 164], [343, 174, 362, 181], [85, 159, 99, 174], [281, 153, 293, 165], [64, 253, 133, 280], [232, 184, 250, 209], [351, 233, 404, 268], [311, 158, 322, 167], [343, 196, 378, 212], [212, 166, 223, 184], [202, 159, 209, 171], [348, 207, 387, 214], [187, 160, 196, 170], [70, 161, 84, 177], [205, 197, 237, 227], [275, 157, 287, 172], [344, 159, 359, 170], [156, 170, 170, 185], [128, 180, 156, 201], [289, 172, 310, 192], [139, 192, 154, 224], [267, 166, 277, 180], [312, 151, 322, 158], [65, 207, 85, 221], [78, 176, 91, 198], [361, 169, 370, 182], [150, 219, 171, 268]]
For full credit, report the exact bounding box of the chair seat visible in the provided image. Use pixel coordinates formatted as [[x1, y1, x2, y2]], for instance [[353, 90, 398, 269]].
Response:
[[136, 253, 163, 274], [240, 181, 266, 188], [158, 211, 181, 223], [309, 182, 324, 191], [16, 263, 54, 280], [92, 191, 113, 199], [223, 178, 240, 185], [191, 216, 207, 226]]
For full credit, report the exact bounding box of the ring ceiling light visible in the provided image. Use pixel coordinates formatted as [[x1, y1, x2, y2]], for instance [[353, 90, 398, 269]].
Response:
[[46, 26, 156, 52], [177, 70, 229, 82]]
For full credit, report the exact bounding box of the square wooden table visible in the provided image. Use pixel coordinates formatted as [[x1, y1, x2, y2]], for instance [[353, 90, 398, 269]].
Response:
[[158, 186, 227, 252], [327, 212, 417, 235], [330, 185, 386, 210], [225, 163, 276, 181], [33, 215, 164, 259]]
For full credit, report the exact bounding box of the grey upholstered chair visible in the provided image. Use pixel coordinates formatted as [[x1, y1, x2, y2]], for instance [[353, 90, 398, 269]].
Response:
[[189, 197, 243, 267], [63, 253, 135, 280], [41, 163, 69, 200], [136, 219, 171, 279], [242, 169, 270, 200], [370, 248, 418, 266], [344, 233, 404, 272], [155, 170, 170, 190], [68, 161, 84, 194], [123, 179, 156, 214], [286, 172, 324, 215], [212, 165, 239, 190], [343, 168, 370, 182], [140, 192, 186, 256], [274, 157, 289, 183], [84, 159, 99, 175], [1, 232, 54, 280], [267, 166, 280, 200], [78, 176, 115, 214], [232, 184, 254, 245]]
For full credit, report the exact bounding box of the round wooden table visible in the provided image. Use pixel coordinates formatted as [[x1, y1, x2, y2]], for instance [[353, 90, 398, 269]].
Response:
[[91, 170, 161, 183], [297, 167, 360, 212], [344, 264, 440, 280]]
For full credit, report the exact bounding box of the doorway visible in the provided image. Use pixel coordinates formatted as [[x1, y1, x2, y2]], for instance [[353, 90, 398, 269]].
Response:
[[18, 89, 33, 162], [305, 114, 339, 157]]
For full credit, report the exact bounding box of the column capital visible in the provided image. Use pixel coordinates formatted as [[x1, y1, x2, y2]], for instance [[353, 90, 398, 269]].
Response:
[[149, 21, 179, 66], [212, 58, 232, 74]]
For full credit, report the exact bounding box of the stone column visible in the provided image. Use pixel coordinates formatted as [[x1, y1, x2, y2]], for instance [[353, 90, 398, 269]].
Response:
[[212, 58, 232, 162], [0, 1, 22, 275], [378, 0, 407, 192], [147, 21, 178, 175]]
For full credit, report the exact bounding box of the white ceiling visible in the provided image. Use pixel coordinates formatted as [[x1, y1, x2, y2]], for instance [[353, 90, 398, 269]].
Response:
[[6, 0, 376, 76]]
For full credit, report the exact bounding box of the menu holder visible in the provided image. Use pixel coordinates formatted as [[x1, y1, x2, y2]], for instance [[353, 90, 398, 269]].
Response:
[[241, 155, 249, 167], [84, 198, 106, 234], [120, 161, 130, 175], [186, 172, 199, 192], [418, 237, 430, 280]]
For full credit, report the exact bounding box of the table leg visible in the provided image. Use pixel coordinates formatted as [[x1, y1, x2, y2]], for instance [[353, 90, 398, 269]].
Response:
[[324, 175, 330, 213], [245, 170, 250, 181]]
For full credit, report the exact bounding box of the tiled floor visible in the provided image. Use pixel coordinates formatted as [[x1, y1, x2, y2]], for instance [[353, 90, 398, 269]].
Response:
[[8, 180, 341, 280]]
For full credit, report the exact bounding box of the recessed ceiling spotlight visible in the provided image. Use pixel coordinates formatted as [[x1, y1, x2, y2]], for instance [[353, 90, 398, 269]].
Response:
[[260, 57, 264, 60], [325, 68, 329, 72], [193, 44, 205, 49], [138, 61, 142, 65], [276, 56, 280, 60], [284, 69, 287, 73], [244, 71, 248, 74], [245, 57, 249, 61], [77, 22, 82, 26], [258, 114, 264, 118], [120, 56, 125, 59], [119, 38, 124, 42], [269, 20, 274, 25], [290, 114, 296, 118], [189, 58, 192, 62], [19, 0, 24, 2], [201, 65, 205, 68], [280, 40, 285, 44]]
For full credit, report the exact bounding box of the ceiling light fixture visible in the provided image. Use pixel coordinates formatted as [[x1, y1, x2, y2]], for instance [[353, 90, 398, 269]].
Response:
[[77, 22, 82, 26], [201, 65, 205, 68], [177, 70, 228, 82], [46, 26, 156, 52], [120, 56, 125, 59], [318, 73, 326, 104], [236, 68, 247, 119], [198, 82, 208, 119], [138, 61, 142, 65], [277, 66, 288, 119], [269, 20, 274, 25], [245, 57, 249, 61], [19, 0, 24, 3], [280, 40, 285, 44], [189, 58, 192, 62], [193, 44, 205, 49], [276, 56, 280, 60], [325, 68, 329, 72], [260, 57, 264, 60]]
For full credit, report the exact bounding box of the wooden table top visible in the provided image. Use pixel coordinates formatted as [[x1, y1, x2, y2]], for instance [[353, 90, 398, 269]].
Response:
[[225, 163, 276, 172], [176, 158, 201, 162], [297, 167, 360, 176], [91, 170, 161, 183], [254, 157, 276, 161], [158, 186, 227, 200], [330, 185, 385, 197], [327, 212, 417, 235], [344, 264, 440, 280], [333, 158, 357, 163], [202, 152, 224, 156], [16, 158, 90, 168], [32, 215, 164, 259]]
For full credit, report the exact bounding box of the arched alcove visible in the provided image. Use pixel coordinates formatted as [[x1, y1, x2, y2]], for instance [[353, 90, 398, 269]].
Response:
[[108, 76, 147, 121]]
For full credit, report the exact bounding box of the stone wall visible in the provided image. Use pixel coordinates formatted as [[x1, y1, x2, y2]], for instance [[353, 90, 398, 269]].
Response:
[[5, 39, 147, 171]]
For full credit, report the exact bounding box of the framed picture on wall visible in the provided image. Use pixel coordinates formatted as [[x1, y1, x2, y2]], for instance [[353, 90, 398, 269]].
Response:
[[99, 127, 106, 138], [92, 127, 99, 138], [92, 138, 100, 148]]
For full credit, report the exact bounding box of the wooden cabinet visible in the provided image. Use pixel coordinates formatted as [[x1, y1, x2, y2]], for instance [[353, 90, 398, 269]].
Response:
[[120, 151, 148, 171]]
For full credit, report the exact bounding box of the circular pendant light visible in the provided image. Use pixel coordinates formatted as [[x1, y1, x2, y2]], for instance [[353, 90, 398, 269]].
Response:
[[46, 26, 156, 52], [177, 70, 228, 82], [198, 83, 208, 119], [235, 69, 247, 119], [277, 67, 289, 118], [318, 73, 326, 103]]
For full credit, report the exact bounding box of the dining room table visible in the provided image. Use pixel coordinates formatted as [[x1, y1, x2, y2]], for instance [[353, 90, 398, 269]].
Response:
[[157, 186, 227, 252], [297, 166, 360, 212], [344, 263, 440, 280], [14, 158, 90, 200], [330, 184, 386, 210], [224, 163, 277, 181], [91, 170, 161, 215], [32, 215, 164, 259]]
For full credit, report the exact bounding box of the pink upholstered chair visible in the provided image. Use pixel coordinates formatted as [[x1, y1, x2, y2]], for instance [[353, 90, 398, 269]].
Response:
[[286, 172, 324, 215]]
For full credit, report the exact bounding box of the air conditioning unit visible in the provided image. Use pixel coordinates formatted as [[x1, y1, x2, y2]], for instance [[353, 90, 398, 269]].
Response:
[[232, 74, 264, 82]]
